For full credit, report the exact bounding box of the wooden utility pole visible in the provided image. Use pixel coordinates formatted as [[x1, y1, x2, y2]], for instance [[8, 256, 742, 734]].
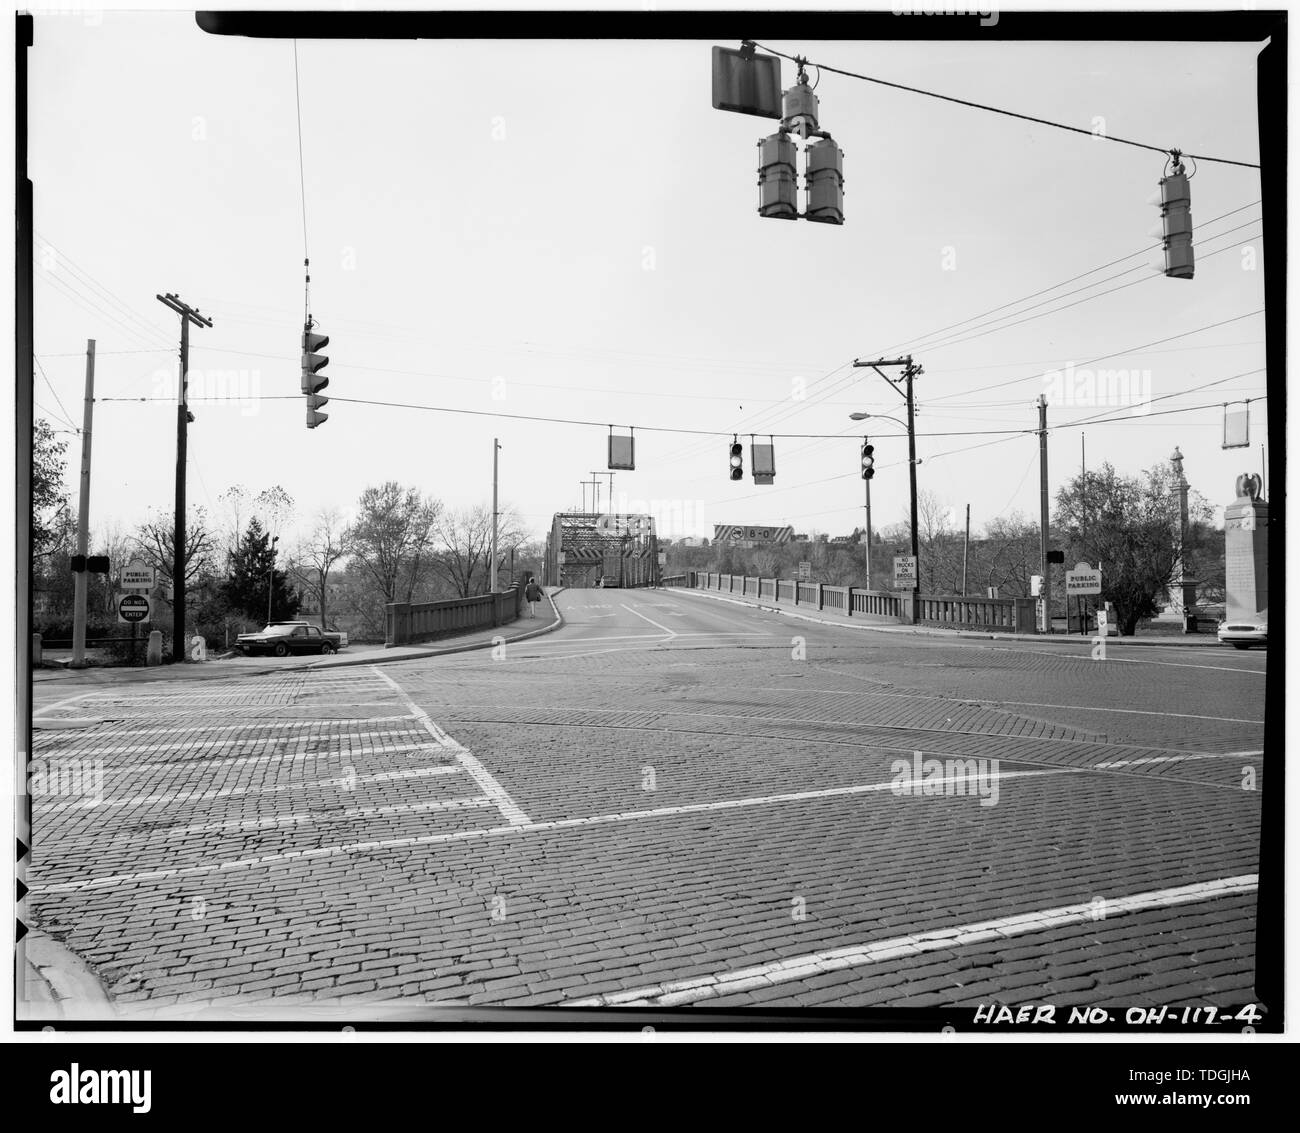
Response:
[[71, 339, 95, 667], [490, 438, 500, 592], [961, 502, 970, 597], [1037, 393, 1052, 634], [156, 293, 213, 661]]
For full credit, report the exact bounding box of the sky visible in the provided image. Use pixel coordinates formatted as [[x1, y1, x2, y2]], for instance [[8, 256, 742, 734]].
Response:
[[26, 9, 1269, 551]]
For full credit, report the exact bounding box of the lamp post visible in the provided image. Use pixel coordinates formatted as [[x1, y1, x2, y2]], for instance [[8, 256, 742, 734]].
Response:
[[267, 534, 279, 625], [848, 411, 908, 591]]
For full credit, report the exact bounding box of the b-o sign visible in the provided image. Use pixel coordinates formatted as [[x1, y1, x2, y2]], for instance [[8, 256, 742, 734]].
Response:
[[1065, 562, 1102, 596]]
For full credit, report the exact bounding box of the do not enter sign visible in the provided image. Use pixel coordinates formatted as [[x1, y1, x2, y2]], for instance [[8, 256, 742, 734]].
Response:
[[117, 593, 151, 623]]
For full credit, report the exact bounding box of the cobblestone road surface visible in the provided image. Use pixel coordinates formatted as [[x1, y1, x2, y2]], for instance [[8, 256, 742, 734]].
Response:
[[26, 587, 1267, 1017]]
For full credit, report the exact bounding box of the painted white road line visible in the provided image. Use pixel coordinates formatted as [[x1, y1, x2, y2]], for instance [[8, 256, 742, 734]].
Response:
[[1013, 648, 1266, 675], [39, 728, 427, 760], [66, 742, 446, 776], [619, 604, 677, 638], [371, 666, 531, 826], [30, 767, 1080, 893], [38, 765, 464, 812], [751, 687, 1264, 726], [566, 874, 1261, 1007], [1094, 751, 1262, 769], [74, 717, 416, 737], [73, 795, 497, 842]]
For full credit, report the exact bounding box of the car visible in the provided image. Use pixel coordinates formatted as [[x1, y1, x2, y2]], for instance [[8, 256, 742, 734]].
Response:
[[266, 620, 349, 649], [237, 623, 346, 657], [1217, 613, 1267, 650]]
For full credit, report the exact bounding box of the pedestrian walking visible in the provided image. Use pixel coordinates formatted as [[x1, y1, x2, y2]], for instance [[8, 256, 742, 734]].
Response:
[[525, 578, 544, 617]]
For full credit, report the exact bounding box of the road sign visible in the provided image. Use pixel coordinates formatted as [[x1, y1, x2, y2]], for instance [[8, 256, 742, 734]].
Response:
[[121, 560, 155, 590], [117, 593, 151, 623], [798, 560, 811, 580], [893, 555, 918, 587], [713, 524, 794, 544], [1065, 562, 1103, 595]]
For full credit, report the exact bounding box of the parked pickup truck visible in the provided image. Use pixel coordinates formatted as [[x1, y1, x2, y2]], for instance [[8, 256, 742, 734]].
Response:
[[237, 621, 348, 657]]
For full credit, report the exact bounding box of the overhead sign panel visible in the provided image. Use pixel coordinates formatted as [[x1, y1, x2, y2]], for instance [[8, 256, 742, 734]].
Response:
[[711, 46, 782, 119], [714, 524, 793, 544]]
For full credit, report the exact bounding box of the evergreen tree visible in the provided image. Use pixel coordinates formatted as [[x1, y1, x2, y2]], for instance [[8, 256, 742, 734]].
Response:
[[219, 517, 300, 622]]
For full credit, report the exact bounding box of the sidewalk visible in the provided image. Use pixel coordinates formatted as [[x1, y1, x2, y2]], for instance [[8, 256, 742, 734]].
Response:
[[31, 589, 565, 700], [671, 586, 1224, 648]]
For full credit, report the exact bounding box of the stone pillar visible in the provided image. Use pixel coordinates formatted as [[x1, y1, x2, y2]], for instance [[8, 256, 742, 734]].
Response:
[[1224, 474, 1268, 621], [146, 631, 163, 666]]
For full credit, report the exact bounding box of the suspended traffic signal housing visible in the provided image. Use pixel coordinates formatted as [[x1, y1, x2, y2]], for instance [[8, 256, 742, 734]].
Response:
[[302, 325, 330, 428], [1151, 161, 1194, 279], [729, 441, 744, 480], [757, 133, 798, 219], [861, 441, 875, 480], [806, 136, 845, 225]]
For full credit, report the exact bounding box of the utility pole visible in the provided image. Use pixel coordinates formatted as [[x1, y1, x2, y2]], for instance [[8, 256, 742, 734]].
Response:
[[852, 355, 922, 608], [267, 534, 279, 624], [71, 340, 96, 667], [863, 452, 873, 589], [157, 293, 212, 662], [1037, 393, 1052, 634], [590, 471, 614, 516], [961, 502, 970, 597], [490, 438, 500, 592]]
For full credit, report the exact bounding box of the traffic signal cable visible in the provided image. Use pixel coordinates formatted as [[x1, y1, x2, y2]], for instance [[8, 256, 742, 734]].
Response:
[[748, 41, 1261, 169]]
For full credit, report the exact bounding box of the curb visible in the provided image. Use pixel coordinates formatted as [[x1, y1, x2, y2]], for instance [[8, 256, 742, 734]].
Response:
[[301, 591, 566, 670], [670, 587, 1225, 649], [20, 928, 115, 1020]]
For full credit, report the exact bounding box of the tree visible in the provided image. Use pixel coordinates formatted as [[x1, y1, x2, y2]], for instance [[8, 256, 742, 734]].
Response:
[[219, 517, 300, 622], [290, 507, 351, 628], [431, 504, 525, 598], [346, 482, 441, 605], [32, 417, 70, 558], [136, 506, 217, 595], [976, 512, 1041, 598], [1054, 461, 1212, 634]]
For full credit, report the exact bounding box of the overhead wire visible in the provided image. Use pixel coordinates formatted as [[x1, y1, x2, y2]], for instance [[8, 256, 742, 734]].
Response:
[[749, 41, 1261, 168]]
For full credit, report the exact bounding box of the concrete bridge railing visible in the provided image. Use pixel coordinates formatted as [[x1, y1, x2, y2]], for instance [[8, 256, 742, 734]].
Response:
[[386, 582, 525, 647], [684, 571, 1038, 633]]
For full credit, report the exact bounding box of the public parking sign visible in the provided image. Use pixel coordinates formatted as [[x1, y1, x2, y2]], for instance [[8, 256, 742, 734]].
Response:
[[117, 593, 151, 623], [893, 555, 918, 587], [121, 561, 155, 590], [1065, 562, 1103, 596]]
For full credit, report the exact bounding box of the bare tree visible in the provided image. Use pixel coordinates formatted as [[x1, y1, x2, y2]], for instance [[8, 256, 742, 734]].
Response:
[[431, 504, 523, 598], [290, 507, 351, 628], [346, 482, 442, 605], [135, 507, 217, 600]]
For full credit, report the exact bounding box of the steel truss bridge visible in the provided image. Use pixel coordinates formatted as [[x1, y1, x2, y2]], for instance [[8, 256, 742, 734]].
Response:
[[544, 511, 660, 589]]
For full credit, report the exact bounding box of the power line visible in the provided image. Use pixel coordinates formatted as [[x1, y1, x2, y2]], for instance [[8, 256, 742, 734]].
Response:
[[34, 356, 78, 431], [749, 41, 1261, 168]]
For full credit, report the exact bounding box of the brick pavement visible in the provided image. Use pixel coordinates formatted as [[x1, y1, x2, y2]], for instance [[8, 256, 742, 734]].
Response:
[[22, 593, 1267, 1017]]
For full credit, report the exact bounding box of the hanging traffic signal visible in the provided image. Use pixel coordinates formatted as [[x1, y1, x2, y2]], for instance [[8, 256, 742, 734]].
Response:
[[757, 133, 798, 219], [302, 323, 330, 428], [805, 136, 844, 225], [861, 440, 875, 480], [729, 440, 744, 480], [1151, 156, 1194, 279]]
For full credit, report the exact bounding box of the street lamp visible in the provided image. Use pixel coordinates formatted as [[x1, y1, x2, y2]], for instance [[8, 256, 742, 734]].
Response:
[[267, 534, 279, 625], [848, 412, 908, 591]]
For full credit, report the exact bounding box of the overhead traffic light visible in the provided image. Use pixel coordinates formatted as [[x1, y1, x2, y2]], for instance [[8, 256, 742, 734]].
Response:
[[729, 439, 744, 480], [756, 133, 798, 219], [1151, 156, 1194, 279], [805, 136, 845, 225], [302, 323, 330, 428], [860, 440, 875, 480]]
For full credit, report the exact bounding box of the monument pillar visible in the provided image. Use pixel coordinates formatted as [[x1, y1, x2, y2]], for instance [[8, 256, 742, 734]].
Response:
[[1224, 473, 1268, 622], [1167, 446, 1199, 629]]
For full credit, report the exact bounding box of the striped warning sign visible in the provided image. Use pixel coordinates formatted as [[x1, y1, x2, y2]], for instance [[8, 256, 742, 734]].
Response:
[[714, 524, 794, 544]]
